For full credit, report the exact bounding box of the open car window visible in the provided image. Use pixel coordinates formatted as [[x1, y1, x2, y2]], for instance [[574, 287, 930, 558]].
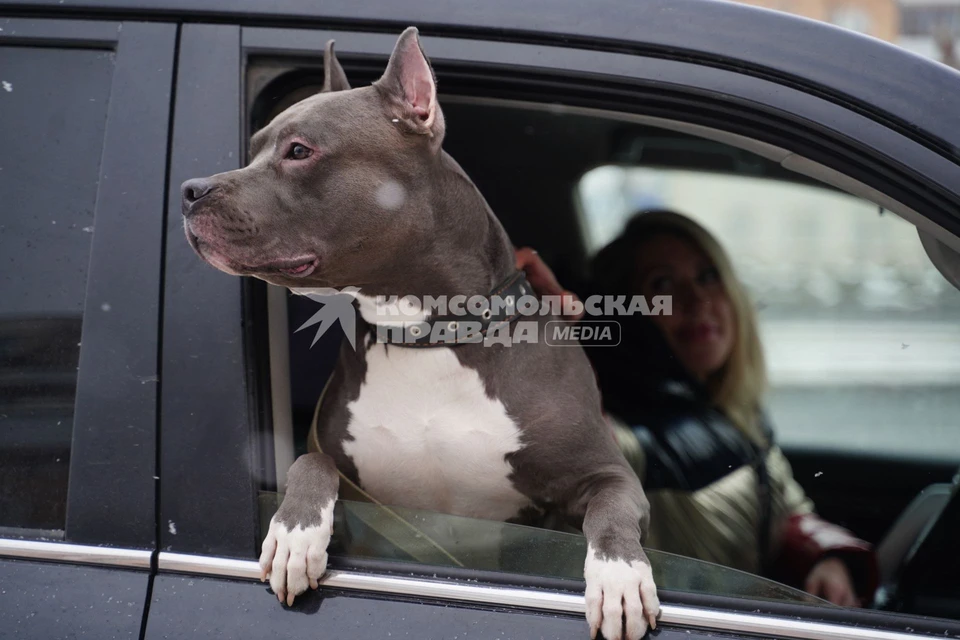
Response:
[[248, 67, 960, 623]]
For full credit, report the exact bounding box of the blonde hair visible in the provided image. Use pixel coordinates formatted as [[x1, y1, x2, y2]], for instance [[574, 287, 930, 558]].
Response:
[[593, 210, 768, 442]]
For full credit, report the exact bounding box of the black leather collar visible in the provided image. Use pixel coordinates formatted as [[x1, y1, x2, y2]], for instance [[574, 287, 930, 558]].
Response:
[[373, 271, 531, 348]]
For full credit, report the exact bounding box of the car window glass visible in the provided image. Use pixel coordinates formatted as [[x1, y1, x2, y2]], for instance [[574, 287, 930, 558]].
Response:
[[258, 492, 822, 605], [0, 47, 113, 536]]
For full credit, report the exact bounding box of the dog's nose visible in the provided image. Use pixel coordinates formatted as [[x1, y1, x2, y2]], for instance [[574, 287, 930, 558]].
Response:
[[181, 178, 218, 215]]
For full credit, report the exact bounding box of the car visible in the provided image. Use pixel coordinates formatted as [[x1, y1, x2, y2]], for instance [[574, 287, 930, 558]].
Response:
[[1, 0, 959, 638]]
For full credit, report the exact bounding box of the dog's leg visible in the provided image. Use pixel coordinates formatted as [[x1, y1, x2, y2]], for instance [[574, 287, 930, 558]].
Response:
[[258, 453, 339, 605], [577, 473, 660, 640]]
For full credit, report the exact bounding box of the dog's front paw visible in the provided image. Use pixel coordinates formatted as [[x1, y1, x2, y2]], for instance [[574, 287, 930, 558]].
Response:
[[583, 545, 660, 640], [258, 499, 334, 606]]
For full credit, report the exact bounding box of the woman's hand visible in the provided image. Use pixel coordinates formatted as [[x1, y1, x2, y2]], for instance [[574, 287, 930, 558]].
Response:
[[514, 247, 584, 321], [804, 557, 858, 607]]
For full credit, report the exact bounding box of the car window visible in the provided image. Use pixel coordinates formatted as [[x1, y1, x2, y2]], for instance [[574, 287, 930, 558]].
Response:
[[0, 47, 113, 535], [578, 166, 960, 460], [249, 70, 959, 618]]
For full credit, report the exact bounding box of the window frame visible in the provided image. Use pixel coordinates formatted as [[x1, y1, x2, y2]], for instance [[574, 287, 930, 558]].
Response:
[[0, 17, 175, 549], [156, 22, 960, 637], [158, 23, 257, 558], [2, 0, 959, 164]]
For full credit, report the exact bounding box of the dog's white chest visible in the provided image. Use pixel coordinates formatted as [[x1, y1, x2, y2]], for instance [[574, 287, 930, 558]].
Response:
[[342, 345, 532, 521]]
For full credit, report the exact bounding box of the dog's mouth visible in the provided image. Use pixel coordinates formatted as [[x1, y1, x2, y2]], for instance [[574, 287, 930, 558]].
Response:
[[186, 225, 319, 279], [257, 256, 320, 278]]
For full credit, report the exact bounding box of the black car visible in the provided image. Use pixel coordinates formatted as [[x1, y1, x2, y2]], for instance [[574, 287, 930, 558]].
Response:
[[1, 1, 959, 638]]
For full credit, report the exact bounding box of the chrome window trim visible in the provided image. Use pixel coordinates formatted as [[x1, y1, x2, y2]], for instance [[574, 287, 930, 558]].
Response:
[[157, 552, 943, 640], [0, 542, 943, 639], [0, 537, 151, 569]]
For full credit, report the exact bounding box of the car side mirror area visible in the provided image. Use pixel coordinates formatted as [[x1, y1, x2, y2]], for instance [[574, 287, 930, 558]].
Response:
[[874, 482, 953, 604], [919, 229, 960, 292], [873, 470, 960, 617]]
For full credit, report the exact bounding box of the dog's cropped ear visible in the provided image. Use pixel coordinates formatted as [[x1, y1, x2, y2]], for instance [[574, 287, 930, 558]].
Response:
[[374, 27, 445, 148], [322, 40, 351, 93]]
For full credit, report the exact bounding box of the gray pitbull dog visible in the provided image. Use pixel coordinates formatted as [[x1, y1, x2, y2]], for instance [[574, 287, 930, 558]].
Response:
[[181, 27, 659, 640]]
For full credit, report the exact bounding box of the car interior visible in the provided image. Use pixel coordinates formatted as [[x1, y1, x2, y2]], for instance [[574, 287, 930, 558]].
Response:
[[245, 58, 960, 620]]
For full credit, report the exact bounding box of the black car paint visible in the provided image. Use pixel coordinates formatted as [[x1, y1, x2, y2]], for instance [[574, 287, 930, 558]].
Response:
[[2, 1, 960, 638], [2, 0, 959, 161], [144, 575, 749, 640], [147, 576, 595, 639], [158, 22, 253, 559], [65, 21, 176, 549], [0, 560, 148, 640]]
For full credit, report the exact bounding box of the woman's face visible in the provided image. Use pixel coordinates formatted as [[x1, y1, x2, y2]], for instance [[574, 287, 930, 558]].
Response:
[[633, 232, 736, 381]]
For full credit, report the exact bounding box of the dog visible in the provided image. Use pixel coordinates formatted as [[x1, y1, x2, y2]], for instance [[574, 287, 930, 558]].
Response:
[[180, 27, 659, 640]]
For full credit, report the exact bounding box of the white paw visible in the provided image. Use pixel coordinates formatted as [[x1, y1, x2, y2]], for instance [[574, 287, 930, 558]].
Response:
[[258, 500, 334, 606], [584, 544, 660, 640]]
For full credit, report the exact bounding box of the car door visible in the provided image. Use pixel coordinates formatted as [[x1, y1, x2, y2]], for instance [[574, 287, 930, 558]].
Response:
[[0, 15, 173, 638], [147, 6, 960, 639]]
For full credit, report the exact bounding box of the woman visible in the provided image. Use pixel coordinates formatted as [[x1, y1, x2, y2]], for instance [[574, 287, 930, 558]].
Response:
[[518, 210, 877, 606]]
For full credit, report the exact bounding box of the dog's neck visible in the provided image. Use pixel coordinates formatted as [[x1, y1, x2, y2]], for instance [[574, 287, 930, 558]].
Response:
[[434, 151, 517, 291], [360, 151, 516, 301]]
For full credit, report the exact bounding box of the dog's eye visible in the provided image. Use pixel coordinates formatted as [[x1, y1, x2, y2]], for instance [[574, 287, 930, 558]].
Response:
[[286, 143, 313, 161]]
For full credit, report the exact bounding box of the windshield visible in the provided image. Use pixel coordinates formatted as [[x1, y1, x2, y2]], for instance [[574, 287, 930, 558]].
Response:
[[260, 492, 822, 605]]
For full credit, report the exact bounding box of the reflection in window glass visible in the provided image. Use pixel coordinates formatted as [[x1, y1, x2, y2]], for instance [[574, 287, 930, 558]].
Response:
[[830, 7, 875, 35], [578, 166, 960, 459], [0, 47, 113, 535], [731, 1, 960, 69], [258, 493, 823, 605]]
